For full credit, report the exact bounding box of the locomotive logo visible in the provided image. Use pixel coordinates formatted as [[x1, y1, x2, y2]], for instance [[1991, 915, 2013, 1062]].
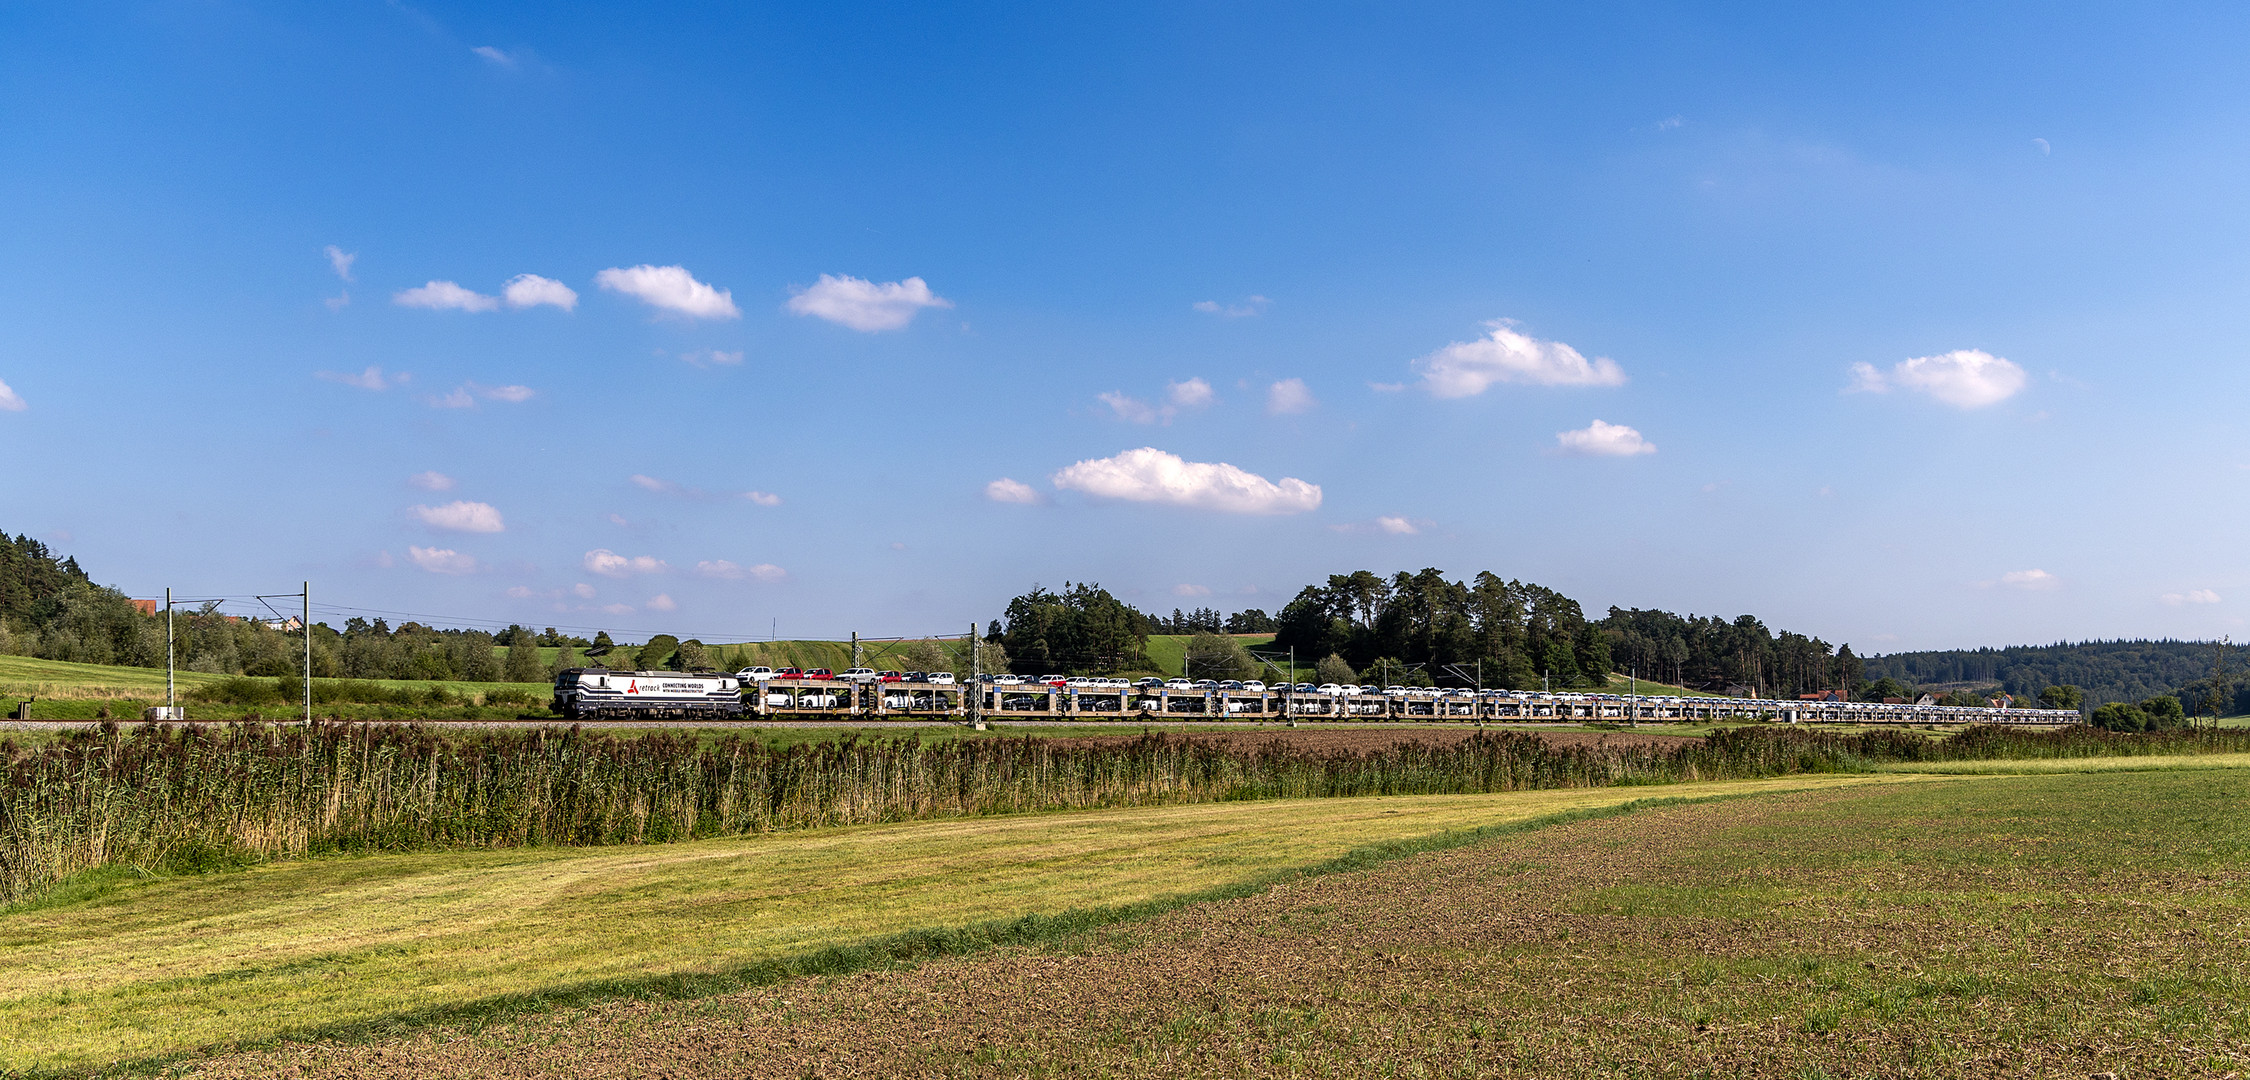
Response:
[[627, 680, 638, 693]]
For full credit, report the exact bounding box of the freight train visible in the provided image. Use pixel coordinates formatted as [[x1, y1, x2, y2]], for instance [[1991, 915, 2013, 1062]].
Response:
[[550, 668, 744, 720]]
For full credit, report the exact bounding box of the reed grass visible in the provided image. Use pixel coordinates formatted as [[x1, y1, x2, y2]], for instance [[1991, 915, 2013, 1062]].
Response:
[[4, 721, 2247, 906]]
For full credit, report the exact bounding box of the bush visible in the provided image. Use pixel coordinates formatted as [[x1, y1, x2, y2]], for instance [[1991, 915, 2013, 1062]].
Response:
[[188, 677, 284, 706]]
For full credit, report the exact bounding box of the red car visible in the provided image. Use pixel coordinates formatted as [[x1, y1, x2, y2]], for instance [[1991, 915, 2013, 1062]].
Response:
[[805, 668, 836, 680], [877, 671, 906, 682], [775, 666, 805, 679]]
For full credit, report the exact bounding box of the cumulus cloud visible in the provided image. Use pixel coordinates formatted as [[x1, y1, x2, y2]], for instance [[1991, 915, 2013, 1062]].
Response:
[[786, 274, 951, 331], [1376, 515, 1419, 535], [572, 582, 597, 599], [1554, 420, 1656, 456], [583, 549, 667, 577], [318, 366, 400, 391], [696, 560, 745, 580], [407, 471, 455, 491], [1266, 378, 1316, 415], [1168, 378, 1214, 408], [646, 593, 677, 611], [747, 563, 787, 582], [1192, 296, 1269, 317], [682, 349, 743, 368], [2000, 569, 2059, 591], [394, 280, 499, 312], [503, 274, 577, 311], [600, 602, 634, 615], [2160, 589, 2222, 606], [406, 546, 478, 574], [1101, 378, 1214, 425], [412, 500, 506, 533], [429, 387, 476, 409], [595, 264, 740, 319], [1847, 350, 2027, 408], [1173, 583, 1212, 597], [986, 478, 1042, 504], [744, 490, 781, 506], [1050, 447, 1322, 515], [0, 377, 25, 412], [323, 245, 356, 282], [1416, 322, 1626, 397]]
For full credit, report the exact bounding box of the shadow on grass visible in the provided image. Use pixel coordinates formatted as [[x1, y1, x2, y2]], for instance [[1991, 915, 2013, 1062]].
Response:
[[32, 791, 1760, 1080]]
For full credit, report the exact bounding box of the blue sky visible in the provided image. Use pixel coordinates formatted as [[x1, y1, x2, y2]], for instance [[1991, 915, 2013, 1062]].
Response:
[[3, 1, 2246, 651]]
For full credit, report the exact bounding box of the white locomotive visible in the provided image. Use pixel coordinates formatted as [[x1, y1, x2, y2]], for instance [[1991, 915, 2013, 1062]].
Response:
[[551, 668, 744, 720]]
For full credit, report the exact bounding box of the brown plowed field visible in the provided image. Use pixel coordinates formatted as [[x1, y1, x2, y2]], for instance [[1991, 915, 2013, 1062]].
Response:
[[1046, 727, 1703, 754], [186, 772, 2248, 1079]]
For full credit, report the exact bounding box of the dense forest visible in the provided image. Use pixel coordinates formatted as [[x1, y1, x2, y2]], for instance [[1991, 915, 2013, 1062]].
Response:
[[6, 531, 2243, 713]]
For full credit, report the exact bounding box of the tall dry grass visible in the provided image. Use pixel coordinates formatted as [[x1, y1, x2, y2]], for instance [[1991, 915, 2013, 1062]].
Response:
[[4, 721, 2246, 904]]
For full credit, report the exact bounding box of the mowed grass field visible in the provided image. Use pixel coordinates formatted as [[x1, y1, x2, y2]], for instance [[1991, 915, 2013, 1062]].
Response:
[[180, 756, 2250, 1080], [0, 775, 1906, 1073]]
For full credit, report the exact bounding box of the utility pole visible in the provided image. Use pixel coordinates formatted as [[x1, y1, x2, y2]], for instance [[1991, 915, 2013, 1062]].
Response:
[[851, 632, 860, 669], [165, 587, 175, 717], [968, 622, 985, 730], [1629, 666, 1638, 728], [1286, 646, 1296, 727], [303, 581, 312, 725]]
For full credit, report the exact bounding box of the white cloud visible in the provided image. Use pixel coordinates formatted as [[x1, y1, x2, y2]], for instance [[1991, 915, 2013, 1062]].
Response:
[[2160, 589, 2222, 606], [480, 383, 534, 403], [1192, 295, 1269, 317], [429, 387, 476, 409], [1266, 378, 1316, 415], [426, 383, 533, 409], [584, 549, 667, 577], [1654, 115, 1685, 131], [1167, 378, 1214, 408], [630, 474, 674, 493], [786, 274, 951, 331], [600, 602, 634, 615], [606, 513, 629, 526], [408, 471, 455, 491], [394, 280, 499, 313], [1416, 322, 1626, 397], [412, 500, 506, 533], [1099, 392, 1162, 424], [986, 478, 1042, 504], [1050, 447, 1322, 515], [646, 593, 677, 611], [406, 545, 478, 574], [696, 560, 745, 580], [744, 490, 781, 507], [572, 582, 597, 599], [317, 366, 399, 391], [595, 264, 741, 319], [1173, 583, 1212, 597], [503, 274, 577, 311], [1847, 350, 2027, 408], [504, 585, 541, 599], [2001, 569, 2059, 591], [682, 349, 743, 368], [374, 550, 395, 568], [0, 377, 25, 412], [326, 291, 351, 311], [471, 45, 517, 67], [747, 563, 786, 582], [1554, 420, 1656, 457], [323, 245, 356, 282], [1376, 515, 1419, 535]]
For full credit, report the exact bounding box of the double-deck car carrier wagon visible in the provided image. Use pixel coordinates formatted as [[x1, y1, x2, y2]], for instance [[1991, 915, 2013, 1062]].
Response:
[[550, 668, 744, 721]]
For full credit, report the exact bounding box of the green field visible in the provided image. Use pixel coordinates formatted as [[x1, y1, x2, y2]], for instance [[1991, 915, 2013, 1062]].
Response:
[[0, 774, 1902, 1072], [172, 757, 2250, 1080]]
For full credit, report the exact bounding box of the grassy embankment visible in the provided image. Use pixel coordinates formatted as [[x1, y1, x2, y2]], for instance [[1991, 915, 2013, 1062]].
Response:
[[185, 760, 2250, 1080], [0, 773, 1908, 1073], [0, 655, 546, 722]]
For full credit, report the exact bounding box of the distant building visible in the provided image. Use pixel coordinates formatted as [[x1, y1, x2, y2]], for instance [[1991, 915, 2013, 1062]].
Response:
[[259, 616, 303, 632], [129, 598, 158, 616], [1797, 690, 1844, 702]]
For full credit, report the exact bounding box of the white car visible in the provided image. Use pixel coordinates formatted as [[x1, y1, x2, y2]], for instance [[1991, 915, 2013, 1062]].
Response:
[[993, 674, 1024, 686], [841, 668, 880, 683], [737, 666, 777, 682], [926, 671, 956, 684], [1067, 676, 1093, 688], [1242, 680, 1266, 692], [1163, 678, 1192, 691], [1317, 683, 1344, 696]]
